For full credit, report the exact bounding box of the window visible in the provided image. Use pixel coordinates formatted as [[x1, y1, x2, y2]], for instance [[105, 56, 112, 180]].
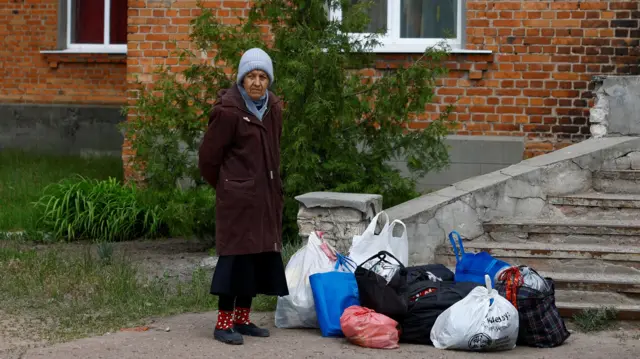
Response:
[[331, 0, 464, 53], [50, 0, 127, 53]]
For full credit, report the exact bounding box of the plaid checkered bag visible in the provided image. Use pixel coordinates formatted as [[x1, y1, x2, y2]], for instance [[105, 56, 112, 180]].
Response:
[[495, 266, 570, 348]]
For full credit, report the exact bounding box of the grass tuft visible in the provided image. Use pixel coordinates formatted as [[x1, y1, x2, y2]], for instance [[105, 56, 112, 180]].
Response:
[[572, 306, 618, 333]]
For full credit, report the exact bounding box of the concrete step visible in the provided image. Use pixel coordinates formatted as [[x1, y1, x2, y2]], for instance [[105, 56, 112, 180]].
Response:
[[435, 241, 640, 270], [537, 271, 640, 296], [549, 192, 640, 208], [555, 289, 640, 320], [594, 170, 640, 194], [490, 233, 640, 246], [484, 218, 640, 236], [555, 289, 639, 306], [555, 301, 640, 320], [548, 192, 640, 220]]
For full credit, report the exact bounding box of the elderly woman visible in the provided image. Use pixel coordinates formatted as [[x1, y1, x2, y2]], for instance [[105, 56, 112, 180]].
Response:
[[198, 48, 288, 345]]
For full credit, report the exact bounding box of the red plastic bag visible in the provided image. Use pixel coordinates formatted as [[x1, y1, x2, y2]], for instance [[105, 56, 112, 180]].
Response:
[[340, 305, 400, 349]]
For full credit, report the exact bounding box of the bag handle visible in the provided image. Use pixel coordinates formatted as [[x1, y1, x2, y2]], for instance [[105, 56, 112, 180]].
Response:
[[334, 253, 357, 273], [388, 219, 406, 239], [362, 211, 390, 236], [484, 274, 492, 290], [485, 258, 500, 273], [357, 250, 405, 270], [484, 274, 498, 307], [448, 231, 465, 263]]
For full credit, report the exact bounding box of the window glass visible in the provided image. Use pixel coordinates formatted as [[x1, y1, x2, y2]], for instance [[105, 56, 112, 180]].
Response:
[[400, 0, 458, 39], [352, 0, 387, 33], [110, 0, 128, 44], [71, 0, 105, 44]]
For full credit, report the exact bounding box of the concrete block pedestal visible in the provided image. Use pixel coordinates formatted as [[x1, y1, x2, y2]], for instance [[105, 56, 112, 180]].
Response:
[[294, 192, 382, 254]]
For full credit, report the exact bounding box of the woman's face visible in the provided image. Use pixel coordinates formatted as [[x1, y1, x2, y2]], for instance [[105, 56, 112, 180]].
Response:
[[242, 70, 270, 100]]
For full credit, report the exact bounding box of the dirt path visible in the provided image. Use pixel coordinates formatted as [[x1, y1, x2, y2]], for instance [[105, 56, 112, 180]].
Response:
[[0, 311, 47, 358], [4, 312, 638, 359]]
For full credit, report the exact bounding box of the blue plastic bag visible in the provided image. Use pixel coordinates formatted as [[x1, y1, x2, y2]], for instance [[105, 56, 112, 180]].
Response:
[[309, 254, 360, 337], [449, 231, 511, 287]]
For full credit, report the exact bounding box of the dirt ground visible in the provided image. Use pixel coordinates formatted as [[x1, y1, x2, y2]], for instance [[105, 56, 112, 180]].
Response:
[[1, 238, 639, 359], [47, 237, 216, 282]]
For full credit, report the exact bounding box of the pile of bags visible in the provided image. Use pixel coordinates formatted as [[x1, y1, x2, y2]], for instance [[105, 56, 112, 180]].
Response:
[[275, 212, 571, 352]]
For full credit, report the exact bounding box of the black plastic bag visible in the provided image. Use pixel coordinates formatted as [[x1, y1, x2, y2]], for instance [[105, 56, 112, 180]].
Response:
[[354, 251, 408, 320], [400, 280, 480, 345], [406, 264, 455, 284]]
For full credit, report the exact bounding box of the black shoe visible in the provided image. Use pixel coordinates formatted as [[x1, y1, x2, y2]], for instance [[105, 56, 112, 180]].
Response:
[[214, 328, 244, 345], [234, 323, 270, 337]]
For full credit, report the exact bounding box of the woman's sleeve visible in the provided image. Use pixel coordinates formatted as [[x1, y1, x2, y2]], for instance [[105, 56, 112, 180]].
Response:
[[198, 106, 236, 188]]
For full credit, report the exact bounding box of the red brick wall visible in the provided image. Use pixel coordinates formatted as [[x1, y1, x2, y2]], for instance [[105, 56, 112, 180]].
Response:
[[452, 0, 639, 157], [124, 0, 234, 179], [0, 0, 126, 105], [124, 0, 640, 176]]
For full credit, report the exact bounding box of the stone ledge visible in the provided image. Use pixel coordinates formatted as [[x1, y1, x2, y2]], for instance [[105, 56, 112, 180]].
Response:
[[294, 192, 382, 215], [294, 192, 384, 253], [41, 52, 127, 69]]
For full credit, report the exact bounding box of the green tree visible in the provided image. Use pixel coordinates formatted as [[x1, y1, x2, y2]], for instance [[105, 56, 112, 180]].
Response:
[[124, 0, 453, 241]]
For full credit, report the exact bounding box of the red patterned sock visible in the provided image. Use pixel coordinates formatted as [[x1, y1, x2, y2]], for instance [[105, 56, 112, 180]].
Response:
[[216, 310, 234, 330], [234, 307, 251, 325]]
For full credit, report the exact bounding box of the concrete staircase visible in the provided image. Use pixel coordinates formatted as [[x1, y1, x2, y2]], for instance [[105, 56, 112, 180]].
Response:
[[436, 169, 640, 320]]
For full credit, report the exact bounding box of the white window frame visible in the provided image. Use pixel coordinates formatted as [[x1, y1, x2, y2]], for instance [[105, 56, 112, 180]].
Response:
[[65, 0, 127, 53], [330, 0, 464, 53]]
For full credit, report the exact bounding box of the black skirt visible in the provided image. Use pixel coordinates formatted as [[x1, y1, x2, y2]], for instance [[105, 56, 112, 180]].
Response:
[[210, 251, 289, 297]]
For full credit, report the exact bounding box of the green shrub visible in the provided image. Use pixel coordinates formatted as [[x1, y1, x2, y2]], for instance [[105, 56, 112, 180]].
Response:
[[124, 0, 453, 243], [35, 176, 164, 242], [139, 186, 217, 241], [34, 176, 216, 242]]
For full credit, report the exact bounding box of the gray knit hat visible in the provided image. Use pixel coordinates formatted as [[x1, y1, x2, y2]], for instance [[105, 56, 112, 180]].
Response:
[[236, 48, 274, 86]]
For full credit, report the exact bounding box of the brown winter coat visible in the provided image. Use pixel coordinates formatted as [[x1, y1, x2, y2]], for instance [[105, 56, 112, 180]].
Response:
[[198, 85, 284, 256]]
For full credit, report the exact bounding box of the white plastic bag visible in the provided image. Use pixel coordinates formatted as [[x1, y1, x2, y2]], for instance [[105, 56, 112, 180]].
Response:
[[388, 219, 409, 266], [430, 275, 519, 352], [348, 211, 409, 267], [274, 232, 336, 328]]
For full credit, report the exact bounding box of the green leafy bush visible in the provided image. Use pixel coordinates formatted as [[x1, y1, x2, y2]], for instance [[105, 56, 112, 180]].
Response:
[[34, 176, 215, 242], [35, 176, 164, 242], [139, 185, 217, 242], [124, 0, 453, 241]]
